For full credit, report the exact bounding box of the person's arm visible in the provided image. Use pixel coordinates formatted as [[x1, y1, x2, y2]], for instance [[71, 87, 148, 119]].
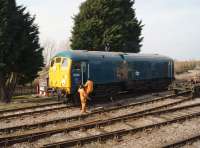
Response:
[[84, 81, 88, 87]]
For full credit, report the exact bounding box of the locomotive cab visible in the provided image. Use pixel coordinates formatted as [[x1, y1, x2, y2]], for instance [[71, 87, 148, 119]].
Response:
[[49, 57, 72, 95]]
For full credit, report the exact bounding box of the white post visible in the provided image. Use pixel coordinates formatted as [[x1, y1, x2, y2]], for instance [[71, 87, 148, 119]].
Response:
[[81, 64, 84, 85], [88, 63, 90, 79]]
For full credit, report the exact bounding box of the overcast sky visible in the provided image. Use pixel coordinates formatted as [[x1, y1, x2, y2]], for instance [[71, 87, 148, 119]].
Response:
[[16, 0, 200, 60]]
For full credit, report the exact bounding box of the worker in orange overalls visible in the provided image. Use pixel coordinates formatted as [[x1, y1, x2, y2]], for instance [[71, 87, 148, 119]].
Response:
[[84, 78, 94, 97], [78, 85, 88, 113], [84, 79, 94, 109]]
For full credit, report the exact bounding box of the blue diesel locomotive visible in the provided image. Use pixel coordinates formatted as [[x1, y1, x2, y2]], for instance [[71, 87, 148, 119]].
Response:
[[49, 50, 174, 100]]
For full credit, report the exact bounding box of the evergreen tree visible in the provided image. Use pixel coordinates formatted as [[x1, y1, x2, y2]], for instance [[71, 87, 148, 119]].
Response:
[[0, 0, 44, 103], [71, 0, 143, 52]]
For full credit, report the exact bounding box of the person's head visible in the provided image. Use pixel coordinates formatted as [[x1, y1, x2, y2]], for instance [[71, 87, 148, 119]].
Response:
[[88, 78, 92, 81]]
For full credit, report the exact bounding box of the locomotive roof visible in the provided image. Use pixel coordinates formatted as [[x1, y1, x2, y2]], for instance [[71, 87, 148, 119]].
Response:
[[54, 50, 172, 62]]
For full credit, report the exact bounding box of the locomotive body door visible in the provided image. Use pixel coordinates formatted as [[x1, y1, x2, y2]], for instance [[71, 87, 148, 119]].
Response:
[[81, 61, 89, 84], [72, 61, 89, 92], [168, 61, 172, 79]]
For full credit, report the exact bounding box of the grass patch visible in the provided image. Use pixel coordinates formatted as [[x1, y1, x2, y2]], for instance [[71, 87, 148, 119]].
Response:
[[0, 95, 58, 111], [175, 60, 200, 74], [13, 95, 34, 100]]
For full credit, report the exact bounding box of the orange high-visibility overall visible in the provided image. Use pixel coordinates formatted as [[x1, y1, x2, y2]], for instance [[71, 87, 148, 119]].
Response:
[[78, 88, 88, 113], [84, 80, 94, 95]]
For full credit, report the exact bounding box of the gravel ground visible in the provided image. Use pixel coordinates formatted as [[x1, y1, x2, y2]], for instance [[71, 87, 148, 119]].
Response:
[[94, 98, 180, 119], [0, 91, 174, 129], [109, 91, 173, 106], [2, 91, 192, 148], [0, 104, 66, 116], [0, 96, 59, 111], [8, 97, 199, 148], [83, 117, 200, 148], [0, 97, 179, 136], [0, 107, 81, 129], [171, 98, 200, 108], [184, 141, 200, 148], [1, 87, 196, 148]]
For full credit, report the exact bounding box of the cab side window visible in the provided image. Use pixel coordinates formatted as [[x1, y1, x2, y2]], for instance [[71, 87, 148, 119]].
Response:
[[51, 60, 55, 67], [56, 58, 61, 63], [62, 59, 68, 67]]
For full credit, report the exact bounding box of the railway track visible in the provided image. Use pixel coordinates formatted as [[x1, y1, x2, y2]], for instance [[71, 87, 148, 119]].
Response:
[[41, 101, 200, 148], [0, 91, 194, 147], [0, 103, 76, 121], [0, 91, 169, 121], [163, 134, 200, 148], [0, 101, 64, 115], [0, 91, 190, 134]]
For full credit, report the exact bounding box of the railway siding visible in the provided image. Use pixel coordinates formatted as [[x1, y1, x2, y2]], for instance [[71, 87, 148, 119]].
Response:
[[41, 107, 200, 148], [0, 102, 63, 114], [0, 92, 196, 147], [0, 92, 190, 133], [163, 133, 200, 148]]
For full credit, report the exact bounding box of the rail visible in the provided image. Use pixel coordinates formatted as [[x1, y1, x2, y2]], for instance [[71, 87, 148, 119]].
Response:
[[0, 91, 190, 134], [42, 110, 200, 148], [0, 93, 195, 146]]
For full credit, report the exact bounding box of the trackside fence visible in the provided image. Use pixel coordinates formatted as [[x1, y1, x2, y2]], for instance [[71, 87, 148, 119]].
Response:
[[14, 86, 37, 96]]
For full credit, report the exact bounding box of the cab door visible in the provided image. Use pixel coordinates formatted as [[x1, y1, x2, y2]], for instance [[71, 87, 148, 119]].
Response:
[[72, 61, 89, 89]]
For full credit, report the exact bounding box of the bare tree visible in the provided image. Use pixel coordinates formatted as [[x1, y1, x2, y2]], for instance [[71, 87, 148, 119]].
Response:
[[57, 39, 71, 51], [42, 39, 56, 66], [42, 39, 71, 67]]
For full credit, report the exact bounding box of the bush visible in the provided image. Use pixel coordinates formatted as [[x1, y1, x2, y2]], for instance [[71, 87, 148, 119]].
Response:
[[175, 61, 200, 74]]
